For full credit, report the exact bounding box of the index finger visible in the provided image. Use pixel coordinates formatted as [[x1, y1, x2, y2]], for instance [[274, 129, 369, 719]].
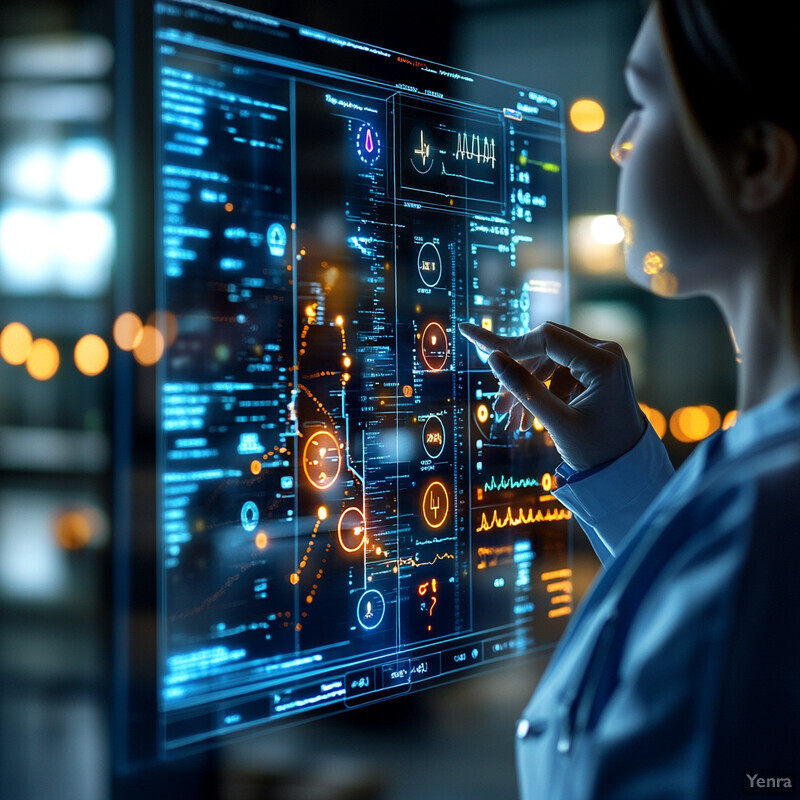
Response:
[[460, 321, 608, 386]]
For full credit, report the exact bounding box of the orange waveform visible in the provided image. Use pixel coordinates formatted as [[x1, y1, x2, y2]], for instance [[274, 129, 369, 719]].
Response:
[[397, 552, 454, 568], [476, 505, 572, 532]]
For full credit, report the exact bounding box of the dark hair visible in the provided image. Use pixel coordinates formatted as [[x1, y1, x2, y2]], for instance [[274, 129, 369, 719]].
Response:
[[657, 0, 797, 138], [657, 0, 800, 345]]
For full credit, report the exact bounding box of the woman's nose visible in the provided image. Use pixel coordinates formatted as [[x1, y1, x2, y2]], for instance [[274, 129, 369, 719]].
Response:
[[610, 138, 634, 165]]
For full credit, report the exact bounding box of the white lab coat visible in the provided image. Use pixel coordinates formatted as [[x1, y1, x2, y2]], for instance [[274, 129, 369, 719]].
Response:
[[515, 382, 800, 799]]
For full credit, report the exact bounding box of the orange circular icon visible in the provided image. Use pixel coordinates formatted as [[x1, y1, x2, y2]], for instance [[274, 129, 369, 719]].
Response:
[[422, 481, 449, 529], [402, 384, 413, 397], [337, 507, 367, 553], [302, 430, 342, 489], [420, 322, 449, 371]]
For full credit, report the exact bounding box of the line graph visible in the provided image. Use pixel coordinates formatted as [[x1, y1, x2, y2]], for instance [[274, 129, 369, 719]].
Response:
[[475, 505, 572, 532]]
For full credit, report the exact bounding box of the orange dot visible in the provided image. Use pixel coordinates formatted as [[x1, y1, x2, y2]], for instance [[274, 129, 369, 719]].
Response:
[[55, 511, 92, 550], [26, 338, 59, 380], [290, 573, 299, 584], [113, 312, 143, 351], [306, 595, 313, 603], [569, 98, 605, 133], [402, 385, 413, 397], [225, 202, 233, 211], [133, 325, 165, 366], [74, 334, 109, 376], [250, 460, 262, 475], [255, 531, 267, 549], [0, 322, 32, 365]]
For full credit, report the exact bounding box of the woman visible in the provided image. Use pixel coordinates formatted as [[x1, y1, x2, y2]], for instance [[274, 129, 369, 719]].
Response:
[[461, 1, 800, 797]]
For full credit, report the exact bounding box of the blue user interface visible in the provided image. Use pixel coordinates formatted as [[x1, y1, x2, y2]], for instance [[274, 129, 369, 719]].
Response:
[[154, 0, 572, 751]]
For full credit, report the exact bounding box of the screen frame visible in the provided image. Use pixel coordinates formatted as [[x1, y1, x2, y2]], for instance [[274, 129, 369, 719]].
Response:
[[112, 0, 573, 771]]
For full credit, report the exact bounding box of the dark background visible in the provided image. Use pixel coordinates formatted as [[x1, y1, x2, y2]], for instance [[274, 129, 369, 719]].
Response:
[[0, 1, 736, 798]]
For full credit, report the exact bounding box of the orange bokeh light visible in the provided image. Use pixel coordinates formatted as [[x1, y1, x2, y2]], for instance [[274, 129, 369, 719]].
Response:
[[133, 324, 165, 366], [569, 98, 605, 133], [26, 338, 59, 380], [0, 322, 33, 365], [74, 334, 109, 376], [113, 312, 143, 351]]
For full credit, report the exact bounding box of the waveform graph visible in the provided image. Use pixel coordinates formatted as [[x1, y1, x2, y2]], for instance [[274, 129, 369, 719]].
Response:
[[454, 131, 497, 168], [410, 127, 435, 174], [419, 321, 449, 372], [422, 480, 449, 529], [302, 429, 343, 490]]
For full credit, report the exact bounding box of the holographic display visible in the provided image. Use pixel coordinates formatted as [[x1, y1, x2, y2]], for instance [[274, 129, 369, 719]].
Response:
[[154, 0, 571, 751]]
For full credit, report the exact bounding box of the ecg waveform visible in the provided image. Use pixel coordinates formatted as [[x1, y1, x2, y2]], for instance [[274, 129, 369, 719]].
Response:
[[476, 506, 572, 532], [483, 474, 540, 492], [455, 132, 496, 167]]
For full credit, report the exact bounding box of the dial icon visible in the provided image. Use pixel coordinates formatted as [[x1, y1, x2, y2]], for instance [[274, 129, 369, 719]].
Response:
[[302, 430, 342, 490], [356, 123, 381, 166], [357, 589, 386, 630], [420, 322, 449, 371], [422, 480, 449, 529], [417, 241, 442, 287], [422, 415, 446, 459]]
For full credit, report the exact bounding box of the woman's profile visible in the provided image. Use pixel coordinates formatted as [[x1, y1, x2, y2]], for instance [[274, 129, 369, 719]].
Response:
[[461, 1, 799, 796]]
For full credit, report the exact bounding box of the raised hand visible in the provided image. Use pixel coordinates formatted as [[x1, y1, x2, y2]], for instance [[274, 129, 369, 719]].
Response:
[[459, 321, 646, 472]]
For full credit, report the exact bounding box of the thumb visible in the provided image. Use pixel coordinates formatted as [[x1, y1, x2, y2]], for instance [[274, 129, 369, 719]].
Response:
[[487, 350, 573, 433]]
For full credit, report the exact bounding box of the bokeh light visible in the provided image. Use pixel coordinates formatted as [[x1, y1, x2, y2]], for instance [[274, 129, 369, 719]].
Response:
[[639, 402, 667, 439], [74, 333, 109, 376], [0, 321, 33, 365], [669, 405, 721, 443], [146, 310, 179, 347], [113, 311, 143, 351], [132, 324, 165, 366], [54, 510, 92, 550], [25, 337, 60, 380], [569, 98, 605, 133], [590, 214, 625, 245]]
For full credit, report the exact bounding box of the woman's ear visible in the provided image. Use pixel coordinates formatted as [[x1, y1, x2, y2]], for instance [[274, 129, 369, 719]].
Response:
[[734, 122, 798, 213]]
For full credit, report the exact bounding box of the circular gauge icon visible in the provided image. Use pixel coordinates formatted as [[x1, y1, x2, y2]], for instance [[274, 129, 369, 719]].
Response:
[[422, 415, 446, 459], [474, 402, 493, 437], [410, 128, 435, 174], [357, 589, 386, 630], [356, 123, 381, 166], [417, 242, 442, 287], [422, 480, 449, 529], [240, 500, 259, 532], [420, 322, 449, 371], [302, 430, 342, 490], [337, 507, 367, 553]]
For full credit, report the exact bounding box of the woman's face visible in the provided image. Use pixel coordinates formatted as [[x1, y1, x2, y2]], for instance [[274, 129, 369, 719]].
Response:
[[613, 6, 749, 298]]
